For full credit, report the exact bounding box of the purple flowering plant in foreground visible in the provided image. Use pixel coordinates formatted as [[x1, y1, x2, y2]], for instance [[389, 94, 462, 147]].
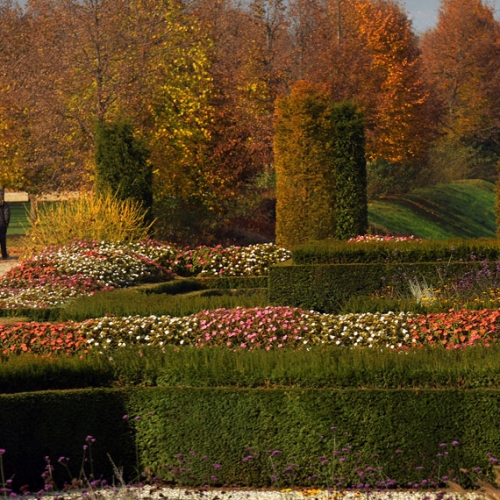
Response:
[[0, 429, 498, 495]]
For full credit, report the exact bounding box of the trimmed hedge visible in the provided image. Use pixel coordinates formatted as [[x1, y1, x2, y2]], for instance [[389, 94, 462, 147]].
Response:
[[292, 238, 500, 264], [144, 276, 269, 295], [0, 389, 134, 492], [268, 261, 494, 313], [128, 387, 500, 488], [6, 345, 500, 394], [0, 307, 63, 322], [2, 387, 500, 490]]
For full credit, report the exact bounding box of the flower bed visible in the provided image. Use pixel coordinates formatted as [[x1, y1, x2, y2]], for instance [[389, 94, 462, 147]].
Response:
[[1, 306, 499, 356], [0, 241, 291, 308]]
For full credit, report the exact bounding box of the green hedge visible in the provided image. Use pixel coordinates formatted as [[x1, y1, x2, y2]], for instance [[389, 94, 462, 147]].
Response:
[[0, 389, 134, 492], [7, 345, 500, 393], [269, 261, 492, 313], [127, 387, 500, 488], [292, 238, 500, 264], [2, 387, 500, 490], [0, 307, 63, 322], [144, 276, 269, 295]]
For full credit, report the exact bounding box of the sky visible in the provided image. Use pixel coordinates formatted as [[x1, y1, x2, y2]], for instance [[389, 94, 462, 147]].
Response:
[[403, 0, 500, 33]]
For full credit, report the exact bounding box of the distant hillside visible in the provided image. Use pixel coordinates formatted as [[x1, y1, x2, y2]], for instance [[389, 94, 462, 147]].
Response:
[[368, 179, 497, 240]]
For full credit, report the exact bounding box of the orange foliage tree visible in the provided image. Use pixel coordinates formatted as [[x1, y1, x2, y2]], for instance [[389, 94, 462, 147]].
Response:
[[421, 0, 500, 181], [286, 0, 437, 197]]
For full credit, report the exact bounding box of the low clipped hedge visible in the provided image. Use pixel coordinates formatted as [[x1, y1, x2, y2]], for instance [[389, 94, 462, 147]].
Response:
[[0, 307, 63, 322], [269, 261, 494, 313], [3, 386, 500, 491], [292, 238, 500, 264], [144, 276, 269, 295], [7, 345, 500, 393], [0, 388, 134, 492], [127, 387, 500, 488]]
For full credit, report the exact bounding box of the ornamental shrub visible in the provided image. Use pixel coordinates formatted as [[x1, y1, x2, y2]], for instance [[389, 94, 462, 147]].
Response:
[[274, 82, 367, 248], [331, 101, 368, 239], [23, 193, 153, 252], [274, 81, 336, 248], [94, 119, 153, 225]]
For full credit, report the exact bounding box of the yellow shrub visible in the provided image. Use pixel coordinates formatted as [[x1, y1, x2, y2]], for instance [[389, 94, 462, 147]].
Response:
[[23, 193, 154, 253]]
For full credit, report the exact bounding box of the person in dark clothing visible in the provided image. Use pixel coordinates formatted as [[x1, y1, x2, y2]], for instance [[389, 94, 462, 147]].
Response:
[[0, 191, 10, 259]]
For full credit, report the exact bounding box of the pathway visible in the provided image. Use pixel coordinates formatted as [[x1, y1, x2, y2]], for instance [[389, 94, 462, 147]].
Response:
[[0, 258, 19, 277]]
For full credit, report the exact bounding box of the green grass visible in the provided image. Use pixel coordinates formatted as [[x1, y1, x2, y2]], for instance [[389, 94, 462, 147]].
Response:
[[368, 179, 496, 239], [8, 202, 30, 235]]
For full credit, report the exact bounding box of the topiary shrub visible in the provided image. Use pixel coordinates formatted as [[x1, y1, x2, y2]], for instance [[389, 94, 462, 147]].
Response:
[[274, 81, 336, 248], [274, 82, 368, 248], [94, 119, 153, 225], [331, 101, 368, 239]]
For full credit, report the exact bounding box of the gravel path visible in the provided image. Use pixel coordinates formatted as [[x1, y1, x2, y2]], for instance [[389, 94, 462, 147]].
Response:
[[0, 257, 18, 277], [35, 486, 479, 500]]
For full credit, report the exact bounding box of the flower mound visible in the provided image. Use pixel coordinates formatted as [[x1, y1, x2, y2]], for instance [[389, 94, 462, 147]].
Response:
[[1, 307, 500, 356], [0, 241, 291, 308], [0, 240, 173, 308]]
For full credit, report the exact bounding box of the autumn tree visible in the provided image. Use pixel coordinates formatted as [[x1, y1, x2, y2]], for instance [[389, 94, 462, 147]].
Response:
[[0, 1, 26, 189], [421, 0, 500, 181], [286, 0, 436, 197]]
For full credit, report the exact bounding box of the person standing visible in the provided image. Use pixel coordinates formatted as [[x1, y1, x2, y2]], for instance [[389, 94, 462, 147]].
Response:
[[0, 191, 10, 259]]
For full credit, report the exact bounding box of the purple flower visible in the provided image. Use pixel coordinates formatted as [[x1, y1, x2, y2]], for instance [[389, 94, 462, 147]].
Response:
[[0, 449, 5, 455], [452, 441, 459, 446], [212, 464, 221, 469]]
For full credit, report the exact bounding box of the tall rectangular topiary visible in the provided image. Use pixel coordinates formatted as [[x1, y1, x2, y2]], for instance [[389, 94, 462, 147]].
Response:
[[274, 82, 368, 248], [331, 101, 368, 239], [274, 81, 336, 248]]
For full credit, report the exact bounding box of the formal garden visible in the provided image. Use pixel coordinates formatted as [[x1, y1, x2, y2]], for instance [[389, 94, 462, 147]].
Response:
[[2, 227, 500, 499], [2, 52, 500, 500]]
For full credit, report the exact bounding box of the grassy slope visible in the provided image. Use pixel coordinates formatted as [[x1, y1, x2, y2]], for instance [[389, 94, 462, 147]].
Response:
[[8, 202, 30, 235], [368, 179, 497, 239]]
